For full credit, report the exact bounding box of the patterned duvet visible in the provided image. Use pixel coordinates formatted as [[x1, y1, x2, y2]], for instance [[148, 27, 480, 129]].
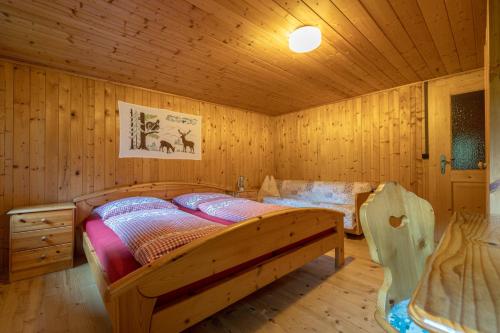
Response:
[[103, 209, 225, 265], [198, 198, 286, 222]]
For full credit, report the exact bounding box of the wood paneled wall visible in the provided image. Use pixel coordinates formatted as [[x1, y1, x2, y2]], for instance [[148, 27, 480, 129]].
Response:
[[273, 83, 425, 197], [0, 59, 275, 273]]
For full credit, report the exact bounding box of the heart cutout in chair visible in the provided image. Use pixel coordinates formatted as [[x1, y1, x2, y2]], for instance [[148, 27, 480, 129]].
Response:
[[389, 215, 406, 229]]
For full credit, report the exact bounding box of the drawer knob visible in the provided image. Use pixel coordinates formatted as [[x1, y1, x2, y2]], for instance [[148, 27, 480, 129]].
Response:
[[39, 254, 47, 260], [19, 219, 26, 223], [41, 236, 48, 241], [40, 218, 47, 223]]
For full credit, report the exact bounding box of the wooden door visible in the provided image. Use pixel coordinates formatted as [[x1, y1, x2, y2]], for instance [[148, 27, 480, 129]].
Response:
[[428, 70, 486, 236]]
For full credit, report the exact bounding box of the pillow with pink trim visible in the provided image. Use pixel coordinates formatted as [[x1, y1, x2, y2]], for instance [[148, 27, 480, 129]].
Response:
[[173, 192, 233, 210], [93, 196, 178, 220]]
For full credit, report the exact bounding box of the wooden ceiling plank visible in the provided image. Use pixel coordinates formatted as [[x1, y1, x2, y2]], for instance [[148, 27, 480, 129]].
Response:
[[135, 0, 365, 102], [181, 0, 376, 94], [37, 0, 337, 101], [386, 0, 448, 76], [3, 0, 346, 107], [0, 12, 318, 111], [0, 30, 304, 114], [136, 0, 359, 97], [359, 0, 433, 79], [219, 0, 389, 91], [246, 0, 388, 92], [271, 0, 401, 87], [209, 0, 377, 94], [329, 0, 421, 82], [444, 0, 480, 70], [302, 0, 414, 83], [109, 0, 351, 98], [0, 0, 483, 114], [471, 0, 486, 68], [417, 0, 462, 73], [2, 0, 343, 113]]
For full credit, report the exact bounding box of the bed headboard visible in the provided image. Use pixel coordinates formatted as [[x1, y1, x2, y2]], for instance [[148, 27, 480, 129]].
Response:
[[73, 182, 230, 225]]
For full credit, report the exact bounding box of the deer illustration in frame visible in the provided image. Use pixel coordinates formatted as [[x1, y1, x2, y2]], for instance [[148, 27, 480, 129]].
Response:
[[118, 101, 202, 160]]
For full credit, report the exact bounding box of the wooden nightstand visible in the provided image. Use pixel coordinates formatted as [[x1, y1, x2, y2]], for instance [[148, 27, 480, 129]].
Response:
[[7, 202, 76, 282], [233, 189, 259, 201]]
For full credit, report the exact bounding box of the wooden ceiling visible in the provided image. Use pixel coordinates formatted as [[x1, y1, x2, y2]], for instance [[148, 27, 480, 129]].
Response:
[[0, 0, 486, 115]]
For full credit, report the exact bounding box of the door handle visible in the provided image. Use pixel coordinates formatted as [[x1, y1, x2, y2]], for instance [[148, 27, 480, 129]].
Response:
[[440, 154, 453, 175], [440, 154, 448, 175]]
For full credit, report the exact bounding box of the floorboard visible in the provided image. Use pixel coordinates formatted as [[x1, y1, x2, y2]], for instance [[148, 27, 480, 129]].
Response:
[[0, 238, 384, 333]]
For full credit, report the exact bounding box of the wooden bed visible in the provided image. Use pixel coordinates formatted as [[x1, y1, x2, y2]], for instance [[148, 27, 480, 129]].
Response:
[[73, 182, 345, 333]]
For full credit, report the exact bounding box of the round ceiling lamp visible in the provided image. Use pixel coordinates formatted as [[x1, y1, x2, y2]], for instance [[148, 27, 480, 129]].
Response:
[[288, 26, 321, 53]]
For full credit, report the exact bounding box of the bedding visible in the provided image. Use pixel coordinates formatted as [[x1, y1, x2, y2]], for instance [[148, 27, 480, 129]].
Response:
[[177, 205, 235, 225], [173, 192, 233, 210], [198, 198, 286, 222], [93, 196, 177, 220], [84, 215, 141, 283], [103, 209, 225, 265], [84, 208, 234, 282]]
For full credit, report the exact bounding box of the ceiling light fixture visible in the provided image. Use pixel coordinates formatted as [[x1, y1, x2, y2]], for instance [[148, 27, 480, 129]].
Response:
[[288, 26, 321, 53]]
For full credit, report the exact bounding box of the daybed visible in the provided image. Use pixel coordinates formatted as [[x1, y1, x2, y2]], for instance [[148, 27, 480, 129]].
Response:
[[262, 179, 373, 235], [73, 182, 345, 333]]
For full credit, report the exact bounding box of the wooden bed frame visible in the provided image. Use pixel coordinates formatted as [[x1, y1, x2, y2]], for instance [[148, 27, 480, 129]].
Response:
[[350, 191, 372, 235], [73, 182, 345, 333]]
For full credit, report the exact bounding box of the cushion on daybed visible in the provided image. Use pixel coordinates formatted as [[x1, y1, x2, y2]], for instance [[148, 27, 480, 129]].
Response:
[[93, 196, 177, 220], [173, 192, 233, 210], [277, 180, 371, 205], [261, 179, 373, 230], [263, 196, 356, 229]]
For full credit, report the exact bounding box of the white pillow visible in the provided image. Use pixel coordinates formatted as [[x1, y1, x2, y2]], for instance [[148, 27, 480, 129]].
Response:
[[258, 176, 280, 201], [93, 196, 177, 220]]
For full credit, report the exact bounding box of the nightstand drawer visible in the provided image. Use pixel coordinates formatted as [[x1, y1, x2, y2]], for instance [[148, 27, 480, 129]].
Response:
[[11, 209, 73, 233], [11, 243, 72, 272], [11, 227, 73, 252]]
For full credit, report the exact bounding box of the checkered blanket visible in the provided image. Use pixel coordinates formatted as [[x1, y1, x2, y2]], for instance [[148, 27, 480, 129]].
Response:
[[103, 209, 225, 265], [198, 198, 286, 222]]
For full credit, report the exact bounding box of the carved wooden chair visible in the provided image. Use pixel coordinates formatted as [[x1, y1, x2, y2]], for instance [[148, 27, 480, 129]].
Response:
[[359, 182, 435, 333]]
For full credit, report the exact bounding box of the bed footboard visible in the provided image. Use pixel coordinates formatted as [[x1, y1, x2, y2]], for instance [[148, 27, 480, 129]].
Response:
[[90, 208, 344, 333]]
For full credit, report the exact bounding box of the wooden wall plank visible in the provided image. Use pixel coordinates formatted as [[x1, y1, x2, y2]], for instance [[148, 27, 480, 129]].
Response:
[[93, 81, 105, 192], [12, 64, 30, 207], [104, 83, 115, 188], [0, 63, 6, 215], [69, 76, 83, 199], [83, 79, 95, 195], [399, 85, 411, 189], [29, 68, 45, 205], [370, 94, 380, 183], [274, 82, 425, 197], [57, 73, 71, 201], [44, 70, 58, 203], [0, 59, 274, 224], [113, 85, 126, 186]]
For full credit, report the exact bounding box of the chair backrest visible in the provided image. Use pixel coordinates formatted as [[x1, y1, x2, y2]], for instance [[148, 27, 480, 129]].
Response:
[[360, 182, 435, 320]]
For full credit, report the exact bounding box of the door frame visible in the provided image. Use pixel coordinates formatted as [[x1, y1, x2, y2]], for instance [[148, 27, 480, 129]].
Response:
[[427, 69, 485, 236]]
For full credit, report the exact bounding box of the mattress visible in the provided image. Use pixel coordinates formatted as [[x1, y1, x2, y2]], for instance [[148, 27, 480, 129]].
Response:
[[84, 215, 141, 283], [84, 208, 234, 283]]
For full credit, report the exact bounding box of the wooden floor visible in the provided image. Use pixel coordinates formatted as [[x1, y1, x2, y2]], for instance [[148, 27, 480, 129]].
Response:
[[0, 238, 384, 333]]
